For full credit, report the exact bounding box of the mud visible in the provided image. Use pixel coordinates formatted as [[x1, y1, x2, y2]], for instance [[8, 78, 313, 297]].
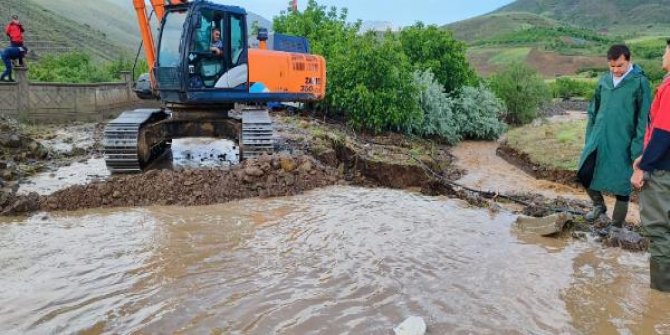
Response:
[[0, 110, 650, 251], [273, 113, 462, 189], [0, 116, 51, 183], [38, 155, 341, 213]]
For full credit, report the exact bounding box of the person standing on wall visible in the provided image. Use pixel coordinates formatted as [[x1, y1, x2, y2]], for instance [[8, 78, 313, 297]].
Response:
[[1, 46, 27, 82], [577, 44, 651, 228], [5, 15, 24, 48], [631, 39, 670, 293]]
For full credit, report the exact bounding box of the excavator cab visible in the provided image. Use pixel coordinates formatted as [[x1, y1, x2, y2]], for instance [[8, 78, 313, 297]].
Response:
[[155, 1, 249, 103]]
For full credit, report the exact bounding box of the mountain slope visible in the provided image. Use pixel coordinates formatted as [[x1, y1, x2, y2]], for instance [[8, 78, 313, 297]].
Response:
[[0, 0, 130, 60], [445, 12, 560, 43], [31, 0, 141, 48], [30, 0, 272, 50], [494, 0, 670, 28]]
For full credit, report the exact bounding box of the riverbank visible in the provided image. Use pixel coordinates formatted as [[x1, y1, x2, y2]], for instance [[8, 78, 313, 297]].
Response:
[[0, 107, 647, 250]]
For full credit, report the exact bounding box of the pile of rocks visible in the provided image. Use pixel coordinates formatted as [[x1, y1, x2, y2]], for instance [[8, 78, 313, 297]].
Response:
[[39, 155, 342, 213]]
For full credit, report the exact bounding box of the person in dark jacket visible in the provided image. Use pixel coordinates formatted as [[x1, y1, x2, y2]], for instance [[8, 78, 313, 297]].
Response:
[[5, 15, 24, 48], [1, 46, 27, 82], [631, 39, 670, 293], [577, 44, 651, 228]]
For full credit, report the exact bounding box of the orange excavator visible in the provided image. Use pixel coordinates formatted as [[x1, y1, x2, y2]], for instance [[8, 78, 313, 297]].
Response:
[[103, 0, 326, 173]]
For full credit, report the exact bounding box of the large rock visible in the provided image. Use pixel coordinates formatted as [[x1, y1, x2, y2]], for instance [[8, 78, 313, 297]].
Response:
[[515, 213, 572, 236]]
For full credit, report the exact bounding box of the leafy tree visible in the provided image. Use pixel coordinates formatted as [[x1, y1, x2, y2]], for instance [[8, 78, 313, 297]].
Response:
[[273, 0, 360, 61], [489, 62, 550, 125], [329, 33, 422, 133], [274, 0, 422, 134], [400, 23, 477, 93]]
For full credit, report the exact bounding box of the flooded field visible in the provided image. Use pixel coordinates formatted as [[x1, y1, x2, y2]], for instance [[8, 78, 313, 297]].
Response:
[[1, 186, 667, 334]]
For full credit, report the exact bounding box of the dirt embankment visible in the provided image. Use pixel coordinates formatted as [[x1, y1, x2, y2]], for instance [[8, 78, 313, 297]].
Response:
[[1, 113, 463, 215], [38, 155, 340, 212], [496, 142, 579, 187]]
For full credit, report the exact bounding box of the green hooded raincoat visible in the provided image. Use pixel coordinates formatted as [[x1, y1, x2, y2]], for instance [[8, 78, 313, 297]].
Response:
[[578, 64, 651, 196]]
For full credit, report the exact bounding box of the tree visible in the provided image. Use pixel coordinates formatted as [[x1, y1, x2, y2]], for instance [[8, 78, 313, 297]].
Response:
[[400, 23, 477, 93], [489, 62, 550, 125], [274, 0, 422, 134]]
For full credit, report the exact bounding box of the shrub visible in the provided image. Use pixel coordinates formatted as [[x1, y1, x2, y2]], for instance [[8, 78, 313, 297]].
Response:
[[412, 70, 460, 144], [27, 52, 137, 83], [489, 62, 550, 125], [413, 70, 506, 143], [550, 77, 596, 100], [637, 59, 666, 83], [400, 23, 477, 93], [452, 84, 507, 141]]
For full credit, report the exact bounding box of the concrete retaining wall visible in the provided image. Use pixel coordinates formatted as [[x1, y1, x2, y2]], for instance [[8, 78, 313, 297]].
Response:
[[0, 68, 142, 123]]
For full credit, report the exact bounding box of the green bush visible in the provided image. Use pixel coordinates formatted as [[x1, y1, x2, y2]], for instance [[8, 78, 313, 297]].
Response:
[[549, 77, 596, 100], [413, 70, 506, 143], [26, 52, 138, 83], [274, 0, 422, 134], [637, 59, 666, 83], [630, 38, 667, 59], [400, 23, 477, 93], [452, 84, 507, 140], [489, 62, 550, 125], [412, 70, 460, 144]]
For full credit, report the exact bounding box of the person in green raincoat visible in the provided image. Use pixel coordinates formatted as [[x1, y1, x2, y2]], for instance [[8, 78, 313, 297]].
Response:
[[577, 44, 651, 227]]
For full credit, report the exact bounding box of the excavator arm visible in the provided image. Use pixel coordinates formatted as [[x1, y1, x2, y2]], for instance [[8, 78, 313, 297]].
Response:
[[132, 0, 188, 89]]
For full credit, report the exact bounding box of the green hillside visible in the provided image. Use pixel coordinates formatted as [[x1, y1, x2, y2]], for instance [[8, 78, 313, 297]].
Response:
[[445, 12, 560, 43], [0, 0, 131, 61], [31, 0, 141, 47], [494, 0, 670, 29], [445, 0, 670, 78]]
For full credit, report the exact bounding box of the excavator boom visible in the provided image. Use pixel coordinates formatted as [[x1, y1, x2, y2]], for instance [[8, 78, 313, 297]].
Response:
[[133, 0, 188, 87]]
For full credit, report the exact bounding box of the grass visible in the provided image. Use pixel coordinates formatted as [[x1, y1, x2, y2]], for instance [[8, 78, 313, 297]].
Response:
[[489, 47, 531, 64], [506, 119, 586, 171], [1, 0, 131, 61]]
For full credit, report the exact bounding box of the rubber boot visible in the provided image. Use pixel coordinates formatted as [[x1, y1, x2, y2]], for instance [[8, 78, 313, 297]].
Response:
[[611, 200, 629, 228], [650, 257, 670, 292], [585, 189, 607, 222]]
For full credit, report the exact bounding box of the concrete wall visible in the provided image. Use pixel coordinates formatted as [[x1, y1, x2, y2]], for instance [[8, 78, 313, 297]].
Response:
[[0, 68, 142, 123]]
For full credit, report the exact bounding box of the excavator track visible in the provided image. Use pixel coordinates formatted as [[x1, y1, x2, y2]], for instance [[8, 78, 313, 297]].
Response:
[[103, 109, 168, 174], [240, 108, 274, 160]]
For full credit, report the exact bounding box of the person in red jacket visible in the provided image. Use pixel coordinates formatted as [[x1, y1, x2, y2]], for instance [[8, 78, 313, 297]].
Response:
[[631, 39, 670, 292], [5, 15, 24, 48]]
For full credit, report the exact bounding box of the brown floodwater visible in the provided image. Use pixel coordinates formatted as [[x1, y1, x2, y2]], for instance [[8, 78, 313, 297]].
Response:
[[452, 140, 640, 223], [0, 186, 668, 334]]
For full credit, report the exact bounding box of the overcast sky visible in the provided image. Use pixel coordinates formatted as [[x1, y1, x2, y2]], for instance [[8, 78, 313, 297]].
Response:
[[217, 0, 516, 27]]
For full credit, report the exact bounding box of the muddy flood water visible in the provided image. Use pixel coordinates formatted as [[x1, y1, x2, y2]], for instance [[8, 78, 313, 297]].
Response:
[[1, 186, 669, 334]]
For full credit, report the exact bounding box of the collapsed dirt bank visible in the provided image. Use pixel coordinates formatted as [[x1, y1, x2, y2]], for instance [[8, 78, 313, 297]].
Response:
[[2, 155, 340, 215], [497, 142, 579, 187], [1, 112, 463, 216]]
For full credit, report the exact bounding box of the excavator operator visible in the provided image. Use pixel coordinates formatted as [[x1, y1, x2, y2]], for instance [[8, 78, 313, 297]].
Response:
[[210, 28, 223, 56]]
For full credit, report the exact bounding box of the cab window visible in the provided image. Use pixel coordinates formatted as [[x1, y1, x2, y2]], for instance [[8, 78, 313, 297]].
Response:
[[230, 14, 245, 65]]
